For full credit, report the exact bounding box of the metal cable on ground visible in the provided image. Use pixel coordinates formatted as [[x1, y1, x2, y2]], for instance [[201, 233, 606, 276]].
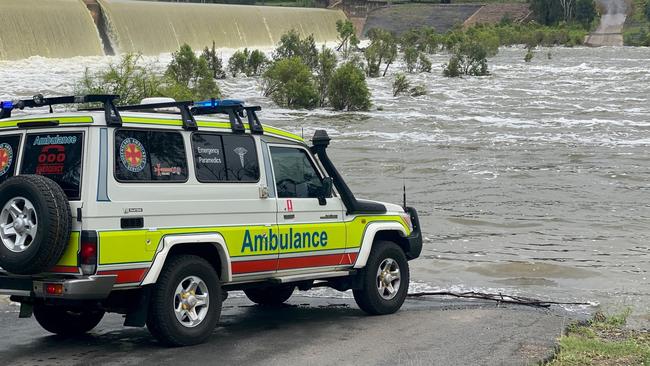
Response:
[[406, 291, 594, 308]]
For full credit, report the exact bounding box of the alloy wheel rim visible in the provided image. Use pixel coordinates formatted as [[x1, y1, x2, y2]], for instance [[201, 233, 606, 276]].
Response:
[[0, 197, 38, 253], [173, 275, 210, 328], [376, 258, 401, 300]]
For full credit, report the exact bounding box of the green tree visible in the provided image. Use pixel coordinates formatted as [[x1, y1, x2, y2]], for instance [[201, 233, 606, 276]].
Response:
[[403, 47, 419, 73], [228, 49, 249, 77], [529, 0, 565, 25], [274, 29, 319, 70], [524, 47, 534, 62], [201, 41, 226, 79], [315, 46, 337, 107], [335, 19, 359, 57], [165, 44, 221, 100], [262, 57, 318, 109], [328, 62, 371, 111], [443, 41, 488, 77], [575, 0, 597, 27], [418, 53, 432, 72], [247, 49, 269, 76], [364, 28, 397, 77]]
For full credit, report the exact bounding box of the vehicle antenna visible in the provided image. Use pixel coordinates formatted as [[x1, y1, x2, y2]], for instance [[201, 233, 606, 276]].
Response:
[[403, 179, 407, 209], [301, 127, 304, 139]]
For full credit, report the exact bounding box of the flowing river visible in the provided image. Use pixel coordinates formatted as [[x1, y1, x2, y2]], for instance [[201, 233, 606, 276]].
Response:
[[0, 45, 648, 322]]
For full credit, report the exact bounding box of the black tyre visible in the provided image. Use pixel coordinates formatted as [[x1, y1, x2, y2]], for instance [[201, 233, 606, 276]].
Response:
[[244, 285, 295, 305], [0, 175, 71, 275], [353, 240, 410, 315], [33, 304, 104, 335], [146, 255, 222, 347]]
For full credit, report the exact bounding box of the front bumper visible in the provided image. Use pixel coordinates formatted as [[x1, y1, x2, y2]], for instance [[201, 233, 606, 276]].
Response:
[[404, 206, 423, 260], [0, 274, 117, 300]]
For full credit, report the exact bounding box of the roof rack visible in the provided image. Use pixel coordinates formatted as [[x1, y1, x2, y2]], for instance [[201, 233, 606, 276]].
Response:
[[103, 100, 197, 131], [0, 94, 265, 135], [0, 94, 121, 126], [191, 99, 264, 134]]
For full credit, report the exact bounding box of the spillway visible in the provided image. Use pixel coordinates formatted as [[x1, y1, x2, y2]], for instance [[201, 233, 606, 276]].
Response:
[[99, 0, 346, 55], [0, 0, 104, 60]]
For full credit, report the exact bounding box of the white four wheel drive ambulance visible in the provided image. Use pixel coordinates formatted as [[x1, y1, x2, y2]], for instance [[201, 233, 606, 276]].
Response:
[[0, 95, 422, 346]]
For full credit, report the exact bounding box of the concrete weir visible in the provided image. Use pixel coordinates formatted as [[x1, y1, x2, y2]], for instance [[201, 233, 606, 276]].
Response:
[[0, 0, 346, 60]]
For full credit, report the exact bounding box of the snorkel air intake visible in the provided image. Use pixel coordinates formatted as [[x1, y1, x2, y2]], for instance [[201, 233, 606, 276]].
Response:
[[311, 130, 386, 215]]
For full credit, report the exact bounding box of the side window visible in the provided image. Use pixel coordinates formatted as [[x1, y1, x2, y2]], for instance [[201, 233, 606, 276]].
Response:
[[192, 133, 259, 183], [270, 146, 323, 198], [0, 135, 21, 184], [115, 129, 188, 182], [21, 132, 84, 200]]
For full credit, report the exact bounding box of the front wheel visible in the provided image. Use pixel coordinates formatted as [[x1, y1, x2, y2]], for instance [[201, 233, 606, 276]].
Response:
[[146, 255, 222, 346], [353, 241, 409, 315], [33, 304, 104, 335]]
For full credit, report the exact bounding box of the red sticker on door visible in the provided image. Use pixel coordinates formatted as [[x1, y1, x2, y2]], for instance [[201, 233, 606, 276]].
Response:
[[286, 199, 293, 212]]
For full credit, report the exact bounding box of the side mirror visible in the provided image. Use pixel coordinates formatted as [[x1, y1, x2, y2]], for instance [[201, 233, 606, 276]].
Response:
[[318, 177, 333, 205]]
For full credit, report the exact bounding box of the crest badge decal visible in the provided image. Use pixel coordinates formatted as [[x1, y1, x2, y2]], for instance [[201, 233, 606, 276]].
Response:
[[120, 138, 147, 173], [0, 143, 13, 176]]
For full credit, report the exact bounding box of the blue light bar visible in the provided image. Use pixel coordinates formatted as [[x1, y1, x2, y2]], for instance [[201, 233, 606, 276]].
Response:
[[194, 99, 244, 108], [0, 101, 14, 110]]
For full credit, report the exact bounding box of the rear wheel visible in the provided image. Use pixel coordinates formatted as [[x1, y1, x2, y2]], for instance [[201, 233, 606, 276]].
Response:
[[353, 240, 409, 315], [244, 285, 295, 305], [0, 175, 71, 275], [33, 304, 104, 335], [146, 255, 221, 346]]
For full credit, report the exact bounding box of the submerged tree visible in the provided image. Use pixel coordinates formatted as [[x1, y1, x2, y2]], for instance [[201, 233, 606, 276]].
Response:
[[364, 28, 398, 77], [273, 29, 319, 70], [443, 41, 489, 77], [201, 41, 226, 79], [335, 19, 359, 58], [262, 57, 318, 109], [328, 62, 371, 111]]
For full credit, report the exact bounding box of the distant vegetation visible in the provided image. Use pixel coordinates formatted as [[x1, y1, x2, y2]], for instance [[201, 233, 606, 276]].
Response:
[[624, 0, 650, 46]]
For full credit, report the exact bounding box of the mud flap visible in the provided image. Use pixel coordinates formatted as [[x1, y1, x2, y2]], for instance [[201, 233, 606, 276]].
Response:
[[124, 286, 151, 327]]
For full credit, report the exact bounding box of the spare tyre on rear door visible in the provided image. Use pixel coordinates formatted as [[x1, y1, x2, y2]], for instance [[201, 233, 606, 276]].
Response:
[[0, 175, 71, 275]]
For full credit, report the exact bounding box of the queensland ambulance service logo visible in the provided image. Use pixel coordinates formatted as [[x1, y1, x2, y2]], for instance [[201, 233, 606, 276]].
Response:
[[120, 138, 147, 173], [0, 143, 13, 176]]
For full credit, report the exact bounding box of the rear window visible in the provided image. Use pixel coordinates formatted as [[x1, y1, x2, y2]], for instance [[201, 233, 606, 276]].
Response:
[[192, 133, 259, 183], [0, 135, 21, 184], [20, 132, 84, 200], [115, 129, 188, 182]]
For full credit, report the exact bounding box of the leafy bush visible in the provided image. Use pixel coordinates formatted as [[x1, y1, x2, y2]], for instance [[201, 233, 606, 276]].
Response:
[[274, 29, 318, 70], [418, 53, 432, 72], [76, 53, 163, 105], [77, 45, 222, 104], [262, 57, 318, 109], [443, 41, 488, 77], [392, 73, 410, 97], [316, 46, 337, 107], [328, 62, 371, 111], [202, 42, 226, 79], [364, 28, 398, 77], [228, 48, 268, 77]]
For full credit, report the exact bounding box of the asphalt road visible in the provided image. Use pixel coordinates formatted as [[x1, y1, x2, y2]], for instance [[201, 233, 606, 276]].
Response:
[[0, 294, 587, 366]]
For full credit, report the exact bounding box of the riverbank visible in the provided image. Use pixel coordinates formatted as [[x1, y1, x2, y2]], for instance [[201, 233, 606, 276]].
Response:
[[623, 0, 650, 45]]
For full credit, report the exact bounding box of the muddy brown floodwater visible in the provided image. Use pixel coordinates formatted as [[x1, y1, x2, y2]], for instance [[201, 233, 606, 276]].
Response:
[[1, 45, 649, 324]]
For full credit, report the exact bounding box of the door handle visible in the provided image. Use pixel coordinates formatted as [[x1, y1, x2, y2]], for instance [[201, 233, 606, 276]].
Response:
[[320, 214, 338, 220], [284, 214, 295, 220]]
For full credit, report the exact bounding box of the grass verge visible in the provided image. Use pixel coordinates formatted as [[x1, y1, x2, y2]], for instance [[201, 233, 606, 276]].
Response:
[[546, 309, 650, 366]]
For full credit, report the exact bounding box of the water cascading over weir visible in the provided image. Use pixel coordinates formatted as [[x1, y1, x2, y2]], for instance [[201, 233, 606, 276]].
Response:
[[0, 0, 347, 60], [0, 0, 105, 60]]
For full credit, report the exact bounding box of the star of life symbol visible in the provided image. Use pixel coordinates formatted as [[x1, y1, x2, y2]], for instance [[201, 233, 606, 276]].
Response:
[[233, 147, 248, 168]]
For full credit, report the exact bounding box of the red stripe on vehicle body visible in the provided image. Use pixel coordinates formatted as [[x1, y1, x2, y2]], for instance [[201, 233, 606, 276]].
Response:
[[97, 268, 147, 284], [231, 259, 277, 274], [232, 252, 359, 274]]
